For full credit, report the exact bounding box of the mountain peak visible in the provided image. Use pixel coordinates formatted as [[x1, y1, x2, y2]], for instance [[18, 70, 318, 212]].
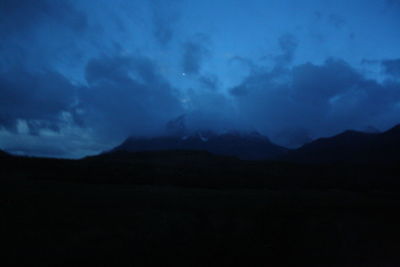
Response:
[[166, 114, 187, 136], [363, 126, 381, 134], [283, 123, 400, 163], [113, 131, 286, 160]]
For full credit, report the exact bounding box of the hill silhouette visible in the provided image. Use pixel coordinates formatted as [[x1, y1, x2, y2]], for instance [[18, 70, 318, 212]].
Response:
[[0, 150, 10, 158], [114, 131, 287, 160], [112, 124, 400, 164], [2, 135, 400, 266], [283, 124, 400, 164]]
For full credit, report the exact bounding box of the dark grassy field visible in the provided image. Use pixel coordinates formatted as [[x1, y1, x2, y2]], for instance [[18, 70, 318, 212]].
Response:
[[2, 152, 400, 266]]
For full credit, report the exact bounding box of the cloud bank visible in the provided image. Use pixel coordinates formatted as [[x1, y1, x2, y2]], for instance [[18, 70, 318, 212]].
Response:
[[0, 0, 399, 156]]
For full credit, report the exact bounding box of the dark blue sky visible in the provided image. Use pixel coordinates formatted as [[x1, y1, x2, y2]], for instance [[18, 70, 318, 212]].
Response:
[[1, 0, 400, 157]]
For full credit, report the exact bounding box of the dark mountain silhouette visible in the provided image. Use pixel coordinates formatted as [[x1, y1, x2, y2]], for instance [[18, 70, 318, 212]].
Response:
[[165, 114, 187, 136], [363, 125, 381, 134], [3, 127, 400, 266], [112, 114, 289, 160], [0, 150, 10, 158], [112, 117, 400, 163], [283, 124, 400, 163], [113, 131, 287, 160]]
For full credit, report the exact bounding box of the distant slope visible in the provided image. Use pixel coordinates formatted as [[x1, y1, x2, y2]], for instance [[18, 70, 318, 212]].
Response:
[[0, 150, 10, 158], [283, 124, 400, 163], [112, 132, 287, 160], [89, 149, 239, 166]]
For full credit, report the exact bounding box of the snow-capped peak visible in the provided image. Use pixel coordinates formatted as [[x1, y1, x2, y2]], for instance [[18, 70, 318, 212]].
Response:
[[198, 132, 209, 142]]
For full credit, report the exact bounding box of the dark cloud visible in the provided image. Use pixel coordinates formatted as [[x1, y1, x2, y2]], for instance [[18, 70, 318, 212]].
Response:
[[183, 88, 245, 133], [0, 53, 184, 152], [0, 0, 87, 36], [0, 0, 399, 157], [386, 0, 400, 6], [229, 56, 258, 74], [0, 0, 88, 73], [81, 54, 183, 139], [0, 68, 78, 133], [291, 59, 360, 103], [275, 34, 298, 66], [230, 58, 400, 146], [181, 35, 210, 75], [150, 0, 180, 46], [198, 74, 219, 90], [382, 59, 400, 77], [328, 14, 346, 29]]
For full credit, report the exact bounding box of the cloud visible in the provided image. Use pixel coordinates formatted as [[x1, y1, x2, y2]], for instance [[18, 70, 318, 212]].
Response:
[[182, 88, 246, 133], [198, 74, 219, 90], [386, 0, 400, 6], [275, 34, 298, 67], [0, 0, 89, 73], [328, 14, 346, 29], [382, 59, 400, 77], [1, 0, 400, 157], [0, 68, 79, 133], [150, 0, 180, 46], [0, 53, 185, 156], [230, 58, 400, 147], [0, 122, 106, 158], [0, 0, 87, 36], [181, 35, 210, 76], [80, 54, 184, 139]]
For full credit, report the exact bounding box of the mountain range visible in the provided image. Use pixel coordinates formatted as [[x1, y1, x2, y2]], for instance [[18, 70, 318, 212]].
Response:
[[1, 116, 399, 164], [113, 131, 287, 160], [113, 123, 400, 163], [284, 124, 400, 164]]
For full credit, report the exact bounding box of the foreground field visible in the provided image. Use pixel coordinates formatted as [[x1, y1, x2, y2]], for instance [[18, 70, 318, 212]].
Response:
[[1, 153, 400, 266], [2, 179, 400, 266]]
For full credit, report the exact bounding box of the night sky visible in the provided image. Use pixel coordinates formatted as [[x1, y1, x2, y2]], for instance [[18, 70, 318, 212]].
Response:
[[1, 0, 400, 158]]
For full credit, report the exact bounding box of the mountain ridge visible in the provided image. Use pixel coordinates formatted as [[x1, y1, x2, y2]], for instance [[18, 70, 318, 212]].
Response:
[[110, 123, 400, 163], [113, 130, 288, 160], [283, 124, 400, 163], [0, 150, 10, 158]]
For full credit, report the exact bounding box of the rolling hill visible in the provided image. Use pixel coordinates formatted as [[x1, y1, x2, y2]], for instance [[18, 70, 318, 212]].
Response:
[[113, 131, 288, 160], [283, 124, 400, 163]]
